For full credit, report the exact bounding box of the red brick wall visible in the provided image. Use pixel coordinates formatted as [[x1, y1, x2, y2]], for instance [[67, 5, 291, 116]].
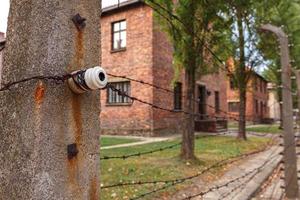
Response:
[[227, 74, 269, 122], [196, 71, 228, 118], [100, 4, 155, 136], [152, 20, 185, 135], [151, 21, 228, 135], [100, 3, 228, 136]]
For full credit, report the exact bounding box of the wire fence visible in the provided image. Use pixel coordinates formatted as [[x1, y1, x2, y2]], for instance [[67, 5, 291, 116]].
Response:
[[0, 51, 293, 200], [0, 71, 292, 200], [101, 145, 273, 190]]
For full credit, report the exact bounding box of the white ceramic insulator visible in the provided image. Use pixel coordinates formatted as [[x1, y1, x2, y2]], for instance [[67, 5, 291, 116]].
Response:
[[84, 66, 108, 90]]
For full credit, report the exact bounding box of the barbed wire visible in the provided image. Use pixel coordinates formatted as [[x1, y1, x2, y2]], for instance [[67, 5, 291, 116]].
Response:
[[220, 129, 300, 199], [127, 144, 274, 200], [216, 153, 281, 200], [99, 128, 279, 191], [0, 72, 280, 125], [145, 0, 296, 98], [120, 128, 280, 199], [180, 134, 285, 200], [95, 142, 181, 160], [95, 132, 228, 161], [107, 83, 196, 115], [0, 74, 72, 92], [101, 147, 265, 188], [106, 81, 271, 123], [101, 140, 273, 199], [107, 72, 278, 123]]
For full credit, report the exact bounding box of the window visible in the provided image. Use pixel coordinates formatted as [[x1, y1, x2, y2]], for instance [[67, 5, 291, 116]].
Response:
[[112, 20, 126, 51], [174, 82, 182, 110], [228, 102, 240, 112], [107, 82, 131, 104], [215, 91, 220, 113]]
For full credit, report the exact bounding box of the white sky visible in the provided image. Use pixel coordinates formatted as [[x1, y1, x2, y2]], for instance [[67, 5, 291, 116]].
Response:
[[0, 0, 9, 33], [102, 0, 129, 8]]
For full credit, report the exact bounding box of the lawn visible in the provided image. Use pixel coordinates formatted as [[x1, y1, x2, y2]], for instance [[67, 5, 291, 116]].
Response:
[[100, 137, 141, 147], [100, 136, 271, 200], [246, 124, 282, 134]]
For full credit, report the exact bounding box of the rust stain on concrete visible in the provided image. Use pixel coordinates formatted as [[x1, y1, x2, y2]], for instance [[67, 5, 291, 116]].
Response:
[[66, 29, 86, 195], [34, 82, 45, 105], [89, 176, 98, 200], [75, 31, 84, 69], [71, 95, 83, 144], [32, 81, 44, 166], [67, 156, 78, 184], [67, 95, 83, 181]]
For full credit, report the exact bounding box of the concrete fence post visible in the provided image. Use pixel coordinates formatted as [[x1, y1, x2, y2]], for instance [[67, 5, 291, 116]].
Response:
[[261, 24, 300, 199], [0, 1, 102, 199]]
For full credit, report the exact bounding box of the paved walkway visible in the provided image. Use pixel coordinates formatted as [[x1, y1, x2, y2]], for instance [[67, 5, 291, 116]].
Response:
[[253, 133, 300, 200], [100, 135, 171, 150], [100, 132, 225, 150]]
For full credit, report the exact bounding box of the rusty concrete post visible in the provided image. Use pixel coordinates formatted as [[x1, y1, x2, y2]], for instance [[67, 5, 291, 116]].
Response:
[[261, 24, 300, 199], [0, 1, 101, 199]]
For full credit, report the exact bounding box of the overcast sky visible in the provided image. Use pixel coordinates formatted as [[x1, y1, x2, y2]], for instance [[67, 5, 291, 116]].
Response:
[[0, 0, 9, 33], [102, 0, 129, 8]]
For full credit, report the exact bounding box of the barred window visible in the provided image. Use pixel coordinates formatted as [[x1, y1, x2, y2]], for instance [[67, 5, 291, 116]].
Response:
[[228, 102, 239, 112], [107, 82, 131, 104], [174, 82, 182, 110], [112, 20, 126, 51]]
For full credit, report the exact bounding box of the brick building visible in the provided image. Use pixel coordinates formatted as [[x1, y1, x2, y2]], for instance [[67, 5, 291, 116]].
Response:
[[267, 83, 281, 121], [0, 32, 5, 87], [100, 0, 228, 136], [227, 72, 269, 123]]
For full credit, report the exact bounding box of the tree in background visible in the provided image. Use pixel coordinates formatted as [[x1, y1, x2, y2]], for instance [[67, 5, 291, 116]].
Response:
[[146, 0, 224, 160], [221, 0, 266, 140]]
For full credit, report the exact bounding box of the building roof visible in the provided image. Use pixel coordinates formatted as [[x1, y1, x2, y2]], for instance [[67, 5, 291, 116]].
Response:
[[102, 0, 144, 14]]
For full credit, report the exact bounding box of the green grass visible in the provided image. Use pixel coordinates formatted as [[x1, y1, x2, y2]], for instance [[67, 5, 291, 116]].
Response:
[[100, 137, 141, 147], [246, 124, 282, 134], [100, 136, 271, 200]]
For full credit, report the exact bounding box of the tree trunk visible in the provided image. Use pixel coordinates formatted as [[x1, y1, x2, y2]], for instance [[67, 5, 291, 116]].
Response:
[[238, 89, 247, 140], [181, 67, 196, 160], [0, 1, 101, 199], [237, 9, 247, 140]]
